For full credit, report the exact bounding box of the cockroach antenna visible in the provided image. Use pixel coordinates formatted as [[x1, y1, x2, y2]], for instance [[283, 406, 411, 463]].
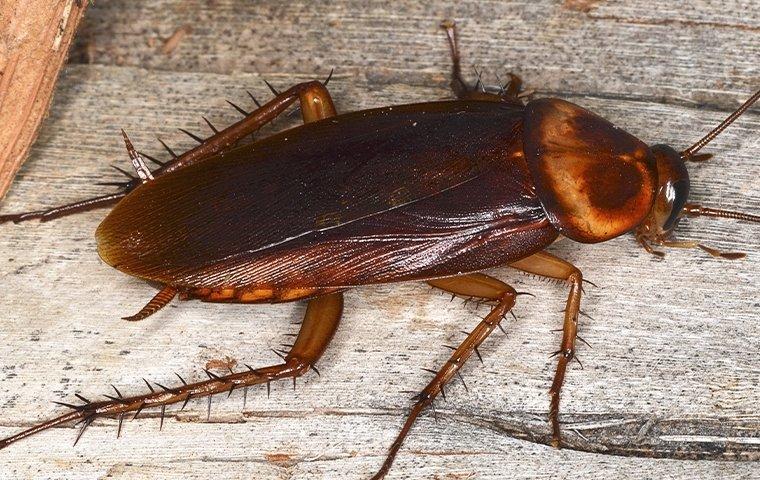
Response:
[[681, 88, 760, 159], [681, 204, 760, 223]]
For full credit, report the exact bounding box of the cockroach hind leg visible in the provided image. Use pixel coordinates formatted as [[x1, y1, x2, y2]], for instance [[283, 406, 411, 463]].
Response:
[[2, 80, 341, 226], [122, 285, 178, 321], [0, 192, 126, 225], [0, 292, 343, 452], [369, 274, 516, 480]]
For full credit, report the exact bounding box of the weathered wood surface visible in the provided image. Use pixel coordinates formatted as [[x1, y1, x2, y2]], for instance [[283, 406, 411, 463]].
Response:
[[1, 1, 758, 478]]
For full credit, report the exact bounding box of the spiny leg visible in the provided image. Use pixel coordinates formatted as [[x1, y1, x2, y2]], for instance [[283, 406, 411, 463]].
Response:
[[439, 20, 525, 104], [509, 251, 583, 448], [439, 19, 470, 100], [160, 78, 336, 174], [0, 291, 343, 449], [371, 273, 516, 480], [116, 81, 338, 322], [0, 192, 127, 224], [0, 77, 336, 224]]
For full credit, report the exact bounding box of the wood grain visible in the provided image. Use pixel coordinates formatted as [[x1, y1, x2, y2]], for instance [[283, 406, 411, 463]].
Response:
[[1, 1, 758, 479], [68, 0, 759, 107], [0, 0, 88, 201]]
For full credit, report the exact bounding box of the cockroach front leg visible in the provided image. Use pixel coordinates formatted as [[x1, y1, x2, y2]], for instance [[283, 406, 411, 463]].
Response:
[[371, 273, 516, 480], [0, 292, 343, 450], [509, 251, 583, 448], [0, 78, 336, 224]]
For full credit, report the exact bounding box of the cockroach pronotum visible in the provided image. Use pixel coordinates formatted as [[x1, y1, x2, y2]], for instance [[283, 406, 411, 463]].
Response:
[[0, 21, 758, 479]]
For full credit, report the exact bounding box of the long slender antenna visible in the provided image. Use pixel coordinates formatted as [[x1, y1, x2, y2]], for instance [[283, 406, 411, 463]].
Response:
[[682, 203, 760, 223], [681, 89, 760, 159]]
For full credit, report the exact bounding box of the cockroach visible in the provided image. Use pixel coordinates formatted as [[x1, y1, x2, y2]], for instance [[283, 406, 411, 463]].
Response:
[[1, 21, 758, 479]]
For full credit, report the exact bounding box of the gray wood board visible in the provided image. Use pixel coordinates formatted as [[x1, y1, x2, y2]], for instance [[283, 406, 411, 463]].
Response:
[[1, 0, 759, 478], [69, 0, 759, 107]]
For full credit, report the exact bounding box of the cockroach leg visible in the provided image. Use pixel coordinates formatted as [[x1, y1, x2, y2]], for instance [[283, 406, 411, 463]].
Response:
[[635, 233, 665, 258], [440, 20, 524, 105], [502, 72, 522, 99], [371, 273, 516, 480], [509, 251, 583, 448], [122, 285, 178, 322], [635, 200, 758, 259], [144, 80, 335, 174], [658, 240, 746, 260], [0, 79, 336, 224], [0, 193, 126, 224], [0, 291, 343, 450]]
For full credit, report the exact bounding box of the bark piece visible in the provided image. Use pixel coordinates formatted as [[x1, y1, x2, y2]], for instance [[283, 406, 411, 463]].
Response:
[[0, 0, 88, 200]]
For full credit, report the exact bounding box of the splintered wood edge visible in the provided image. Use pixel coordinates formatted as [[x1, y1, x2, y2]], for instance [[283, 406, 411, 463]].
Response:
[[0, 0, 88, 201]]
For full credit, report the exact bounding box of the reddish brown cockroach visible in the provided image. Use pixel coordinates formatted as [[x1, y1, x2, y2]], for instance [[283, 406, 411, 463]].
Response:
[[1, 21, 758, 479]]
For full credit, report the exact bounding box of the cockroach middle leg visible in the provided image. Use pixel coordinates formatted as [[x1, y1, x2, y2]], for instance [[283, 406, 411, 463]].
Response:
[[371, 273, 516, 480], [0, 291, 343, 450], [0, 79, 336, 224], [509, 251, 583, 448]]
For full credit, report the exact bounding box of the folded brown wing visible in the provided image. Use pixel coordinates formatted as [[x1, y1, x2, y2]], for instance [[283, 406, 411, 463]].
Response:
[[97, 100, 533, 288]]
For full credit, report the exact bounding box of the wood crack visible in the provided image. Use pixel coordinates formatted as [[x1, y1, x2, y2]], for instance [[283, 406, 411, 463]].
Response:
[[3, 408, 758, 461]]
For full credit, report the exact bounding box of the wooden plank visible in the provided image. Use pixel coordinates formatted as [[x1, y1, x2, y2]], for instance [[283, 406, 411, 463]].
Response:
[[1, 0, 759, 478], [69, 0, 759, 107], [0, 63, 757, 478]]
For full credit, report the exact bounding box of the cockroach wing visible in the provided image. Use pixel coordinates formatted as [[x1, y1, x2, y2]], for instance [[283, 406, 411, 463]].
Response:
[[97, 101, 524, 285], [168, 161, 558, 290], [523, 98, 657, 243]]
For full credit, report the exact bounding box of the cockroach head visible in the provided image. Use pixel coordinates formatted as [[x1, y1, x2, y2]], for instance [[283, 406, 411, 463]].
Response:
[[642, 144, 690, 237], [636, 89, 760, 259]]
